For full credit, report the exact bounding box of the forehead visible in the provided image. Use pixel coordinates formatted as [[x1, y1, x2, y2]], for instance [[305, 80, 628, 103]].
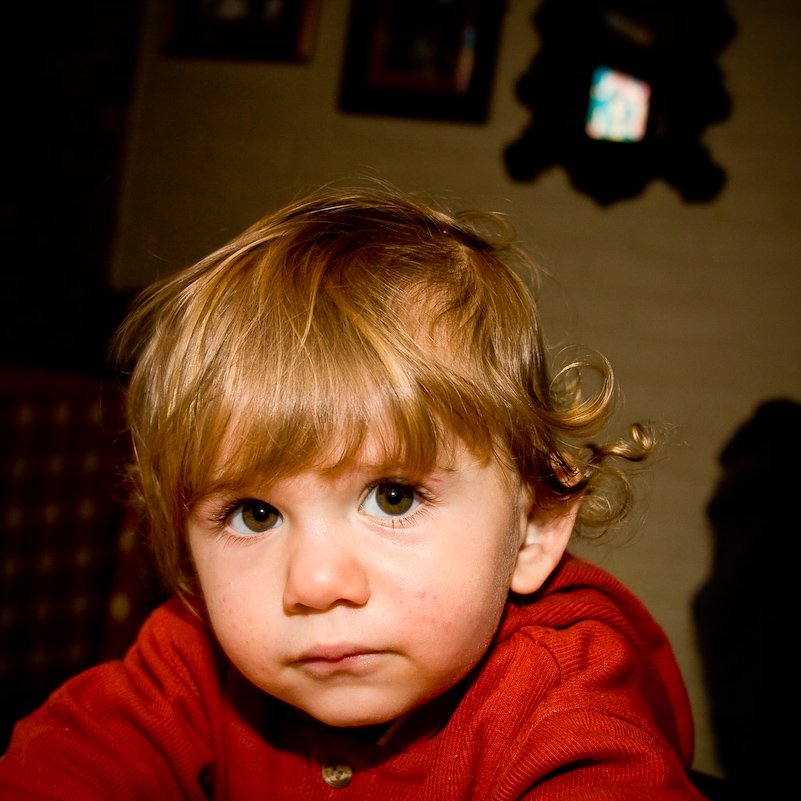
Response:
[[203, 410, 473, 495]]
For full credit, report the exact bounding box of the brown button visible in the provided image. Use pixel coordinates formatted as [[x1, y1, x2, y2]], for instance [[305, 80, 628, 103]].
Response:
[[321, 757, 353, 788]]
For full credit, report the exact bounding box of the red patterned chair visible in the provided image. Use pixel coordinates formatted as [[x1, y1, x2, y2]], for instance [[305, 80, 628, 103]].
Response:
[[0, 366, 164, 749]]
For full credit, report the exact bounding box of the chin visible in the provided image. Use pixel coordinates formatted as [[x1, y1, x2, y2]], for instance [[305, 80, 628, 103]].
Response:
[[299, 694, 412, 730], [309, 706, 397, 729]]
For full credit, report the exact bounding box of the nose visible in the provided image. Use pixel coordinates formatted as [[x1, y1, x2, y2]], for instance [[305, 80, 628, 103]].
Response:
[[282, 527, 371, 612]]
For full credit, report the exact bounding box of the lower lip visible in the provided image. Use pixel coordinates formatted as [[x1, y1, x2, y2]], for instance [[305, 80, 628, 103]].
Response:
[[296, 653, 383, 678]]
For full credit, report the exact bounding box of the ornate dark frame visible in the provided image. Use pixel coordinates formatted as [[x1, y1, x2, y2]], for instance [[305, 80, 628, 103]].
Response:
[[505, 0, 736, 205]]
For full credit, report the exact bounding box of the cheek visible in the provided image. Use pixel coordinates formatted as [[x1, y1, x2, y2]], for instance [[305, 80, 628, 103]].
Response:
[[204, 590, 272, 673], [200, 566, 264, 645], [389, 578, 449, 639], [397, 586, 441, 620], [205, 590, 243, 641], [193, 538, 273, 621], [217, 593, 255, 628], [409, 534, 517, 652], [393, 568, 505, 654]]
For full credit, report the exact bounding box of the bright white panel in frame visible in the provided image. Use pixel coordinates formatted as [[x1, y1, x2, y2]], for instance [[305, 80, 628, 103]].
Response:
[[586, 66, 651, 143]]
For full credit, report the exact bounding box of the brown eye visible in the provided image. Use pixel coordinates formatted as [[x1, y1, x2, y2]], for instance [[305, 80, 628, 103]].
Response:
[[365, 483, 418, 517], [230, 500, 282, 535]]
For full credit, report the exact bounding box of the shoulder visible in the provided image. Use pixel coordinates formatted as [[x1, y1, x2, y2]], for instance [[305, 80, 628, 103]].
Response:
[[63, 597, 226, 725], [0, 598, 224, 799], [126, 596, 224, 686], [434, 556, 701, 798], [477, 554, 694, 765], [497, 554, 682, 678]]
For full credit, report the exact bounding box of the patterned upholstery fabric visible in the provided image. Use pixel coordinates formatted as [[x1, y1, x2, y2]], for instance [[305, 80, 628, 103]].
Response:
[[0, 366, 163, 747]]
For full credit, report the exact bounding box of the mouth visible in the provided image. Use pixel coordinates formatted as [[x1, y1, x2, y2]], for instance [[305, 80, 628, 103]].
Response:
[[293, 645, 386, 677]]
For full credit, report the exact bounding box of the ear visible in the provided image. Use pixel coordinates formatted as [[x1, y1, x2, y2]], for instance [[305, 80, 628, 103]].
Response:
[[509, 490, 580, 596]]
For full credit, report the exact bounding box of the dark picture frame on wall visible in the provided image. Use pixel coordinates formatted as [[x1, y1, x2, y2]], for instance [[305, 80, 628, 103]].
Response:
[[166, 0, 320, 62], [340, 0, 505, 123]]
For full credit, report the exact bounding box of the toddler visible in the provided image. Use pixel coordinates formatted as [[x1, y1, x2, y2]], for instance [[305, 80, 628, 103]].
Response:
[[0, 186, 704, 799]]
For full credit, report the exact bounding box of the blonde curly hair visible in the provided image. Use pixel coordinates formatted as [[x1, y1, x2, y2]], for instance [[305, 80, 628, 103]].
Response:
[[115, 185, 651, 597]]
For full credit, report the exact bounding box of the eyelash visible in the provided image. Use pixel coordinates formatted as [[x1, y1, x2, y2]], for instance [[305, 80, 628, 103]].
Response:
[[360, 480, 434, 529], [210, 499, 245, 529], [205, 498, 278, 547], [207, 479, 435, 542]]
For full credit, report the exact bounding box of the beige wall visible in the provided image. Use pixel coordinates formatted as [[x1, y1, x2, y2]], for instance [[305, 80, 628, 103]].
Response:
[[111, 0, 801, 777]]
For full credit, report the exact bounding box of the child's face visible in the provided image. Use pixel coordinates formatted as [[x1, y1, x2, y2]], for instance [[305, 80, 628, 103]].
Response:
[[187, 438, 533, 729]]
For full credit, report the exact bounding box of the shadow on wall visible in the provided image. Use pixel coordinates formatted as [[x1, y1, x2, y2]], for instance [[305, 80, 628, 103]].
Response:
[[693, 399, 798, 800]]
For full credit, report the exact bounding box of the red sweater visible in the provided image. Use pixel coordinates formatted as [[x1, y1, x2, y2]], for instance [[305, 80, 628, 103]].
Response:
[[0, 556, 704, 799]]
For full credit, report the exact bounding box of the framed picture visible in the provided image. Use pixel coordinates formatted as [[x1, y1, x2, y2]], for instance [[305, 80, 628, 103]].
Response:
[[166, 0, 320, 62], [340, 0, 505, 123]]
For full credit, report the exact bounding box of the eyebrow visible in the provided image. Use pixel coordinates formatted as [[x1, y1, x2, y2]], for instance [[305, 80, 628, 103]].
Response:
[[327, 457, 458, 480], [198, 457, 457, 499]]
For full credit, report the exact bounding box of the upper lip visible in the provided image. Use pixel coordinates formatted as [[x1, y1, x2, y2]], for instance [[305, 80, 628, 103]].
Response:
[[294, 644, 381, 662]]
